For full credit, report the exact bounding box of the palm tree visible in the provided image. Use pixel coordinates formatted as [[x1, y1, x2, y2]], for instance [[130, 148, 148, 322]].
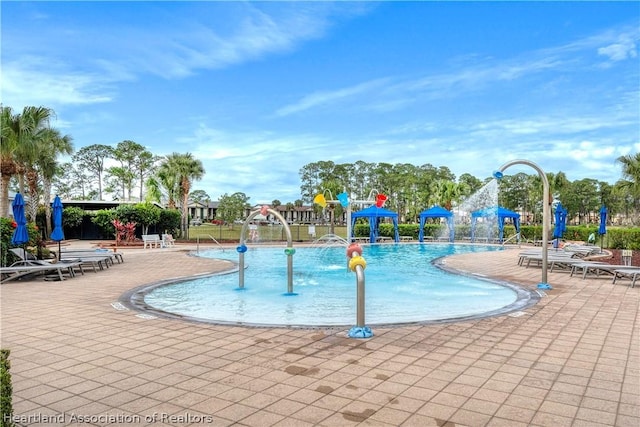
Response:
[[617, 153, 640, 195], [616, 153, 640, 222], [0, 105, 19, 217], [171, 153, 205, 235], [149, 153, 205, 235], [1, 106, 54, 219], [18, 108, 60, 222], [37, 128, 73, 235], [146, 162, 180, 208], [430, 180, 462, 211]]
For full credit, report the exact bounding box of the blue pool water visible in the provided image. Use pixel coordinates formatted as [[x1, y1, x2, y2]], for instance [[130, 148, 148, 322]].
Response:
[[137, 244, 534, 327]]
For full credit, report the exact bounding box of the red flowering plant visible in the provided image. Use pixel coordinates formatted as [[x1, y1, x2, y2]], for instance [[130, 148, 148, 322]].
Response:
[[112, 219, 137, 245], [1, 218, 41, 267], [123, 221, 137, 242]]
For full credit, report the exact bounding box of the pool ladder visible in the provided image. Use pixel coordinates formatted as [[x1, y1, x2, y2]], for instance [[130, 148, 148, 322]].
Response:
[[196, 234, 224, 253]]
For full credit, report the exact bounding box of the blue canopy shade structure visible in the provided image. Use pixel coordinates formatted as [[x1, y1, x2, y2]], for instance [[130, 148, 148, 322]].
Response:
[[351, 205, 400, 243], [418, 206, 454, 242], [471, 206, 520, 243]]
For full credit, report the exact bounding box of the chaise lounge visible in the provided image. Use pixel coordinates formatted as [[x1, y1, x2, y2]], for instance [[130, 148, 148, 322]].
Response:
[[612, 268, 640, 288], [1, 261, 84, 284]]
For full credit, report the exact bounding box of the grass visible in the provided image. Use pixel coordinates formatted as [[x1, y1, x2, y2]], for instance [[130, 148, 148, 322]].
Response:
[[184, 223, 348, 242]]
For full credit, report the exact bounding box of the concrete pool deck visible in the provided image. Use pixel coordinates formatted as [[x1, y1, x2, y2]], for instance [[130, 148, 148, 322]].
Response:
[[1, 242, 638, 426]]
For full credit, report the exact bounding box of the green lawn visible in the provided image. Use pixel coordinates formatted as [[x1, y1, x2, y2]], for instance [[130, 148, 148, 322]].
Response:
[[184, 223, 348, 242]]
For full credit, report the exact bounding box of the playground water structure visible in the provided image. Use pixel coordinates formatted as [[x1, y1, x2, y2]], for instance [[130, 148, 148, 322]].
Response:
[[131, 242, 538, 328]]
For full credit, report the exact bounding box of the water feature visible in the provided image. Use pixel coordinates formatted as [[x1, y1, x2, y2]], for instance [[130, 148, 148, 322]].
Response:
[[131, 244, 538, 327], [455, 179, 500, 240]]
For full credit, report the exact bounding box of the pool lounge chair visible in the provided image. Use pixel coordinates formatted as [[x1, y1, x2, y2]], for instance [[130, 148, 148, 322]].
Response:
[[518, 251, 576, 266], [569, 262, 620, 279], [522, 254, 598, 272], [1, 261, 84, 284], [59, 249, 123, 267], [612, 268, 640, 288], [61, 248, 123, 262], [11, 248, 105, 273]]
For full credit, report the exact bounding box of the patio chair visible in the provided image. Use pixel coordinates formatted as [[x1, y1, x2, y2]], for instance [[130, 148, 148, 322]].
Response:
[[162, 234, 176, 247]]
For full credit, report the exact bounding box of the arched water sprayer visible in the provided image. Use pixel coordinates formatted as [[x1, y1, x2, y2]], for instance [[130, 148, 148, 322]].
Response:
[[494, 159, 552, 290], [237, 206, 295, 294]]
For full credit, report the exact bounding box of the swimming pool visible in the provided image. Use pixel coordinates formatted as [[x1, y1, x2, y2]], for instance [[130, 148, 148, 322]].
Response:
[[130, 244, 537, 327]]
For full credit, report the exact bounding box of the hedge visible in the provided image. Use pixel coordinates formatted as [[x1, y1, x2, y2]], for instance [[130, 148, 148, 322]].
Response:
[[352, 221, 640, 248]]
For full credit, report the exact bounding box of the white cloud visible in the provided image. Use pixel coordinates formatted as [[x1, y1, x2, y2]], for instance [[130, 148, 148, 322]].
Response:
[[272, 23, 639, 117], [274, 78, 390, 117], [598, 41, 638, 61], [1, 58, 114, 109]]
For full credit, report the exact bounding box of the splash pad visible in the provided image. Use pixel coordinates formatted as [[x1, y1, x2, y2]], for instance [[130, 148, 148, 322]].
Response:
[[128, 244, 538, 328]]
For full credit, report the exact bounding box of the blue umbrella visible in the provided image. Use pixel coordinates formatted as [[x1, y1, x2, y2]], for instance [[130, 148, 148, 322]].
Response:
[[11, 193, 30, 259], [552, 202, 567, 248], [598, 206, 607, 251], [51, 195, 65, 259]]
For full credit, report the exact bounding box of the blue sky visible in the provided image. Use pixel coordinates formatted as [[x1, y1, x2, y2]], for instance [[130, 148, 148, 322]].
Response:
[[2, 1, 639, 204]]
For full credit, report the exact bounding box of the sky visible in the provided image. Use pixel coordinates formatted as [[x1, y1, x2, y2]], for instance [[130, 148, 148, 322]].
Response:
[[2, 1, 639, 204]]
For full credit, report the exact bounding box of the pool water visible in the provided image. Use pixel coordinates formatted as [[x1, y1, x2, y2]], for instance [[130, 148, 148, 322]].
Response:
[[139, 244, 533, 327]]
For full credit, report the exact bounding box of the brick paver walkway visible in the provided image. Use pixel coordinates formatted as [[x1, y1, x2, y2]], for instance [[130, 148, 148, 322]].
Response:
[[1, 243, 638, 426]]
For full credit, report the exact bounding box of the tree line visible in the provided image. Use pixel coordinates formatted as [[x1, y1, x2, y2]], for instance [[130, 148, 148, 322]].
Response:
[[2, 104, 638, 241], [1, 105, 204, 236], [297, 158, 640, 226]]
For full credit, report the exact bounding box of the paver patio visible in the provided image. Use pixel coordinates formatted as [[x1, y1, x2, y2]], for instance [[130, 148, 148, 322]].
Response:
[[1, 242, 638, 426]]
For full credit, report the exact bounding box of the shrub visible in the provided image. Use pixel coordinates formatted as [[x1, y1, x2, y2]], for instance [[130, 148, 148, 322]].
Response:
[[0, 218, 13, 267], [1, 218, 42, 267], [607, 227, 640, 250], [91, 209, 117, 239], [133, 203, 161, 235], [158, 209, 181, 236], [0, 349, 13, 427], [63, 206, 85, 229]]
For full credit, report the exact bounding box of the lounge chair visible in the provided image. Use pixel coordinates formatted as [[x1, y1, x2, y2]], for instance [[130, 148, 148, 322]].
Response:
[[569, 262, 619, 279], [1, 261, 84, 283], [11, 248, 102, 273], [612, 268, 640, 288], [522, 254, 597, 272], [518, 251, 574, 265], [59, 249, 123, 266]]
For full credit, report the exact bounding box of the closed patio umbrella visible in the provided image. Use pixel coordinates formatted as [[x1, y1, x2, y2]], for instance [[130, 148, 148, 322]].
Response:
[[11, 193, 30, 260], [552, 202, 567, 250], [598, 206, 607, 252], [51, 195, 65, 260]]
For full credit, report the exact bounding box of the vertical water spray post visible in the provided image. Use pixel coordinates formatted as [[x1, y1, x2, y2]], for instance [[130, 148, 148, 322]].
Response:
[[346, 243, 373, 338], [237, 205, 296, 294], [494, 159, 552, 290]]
